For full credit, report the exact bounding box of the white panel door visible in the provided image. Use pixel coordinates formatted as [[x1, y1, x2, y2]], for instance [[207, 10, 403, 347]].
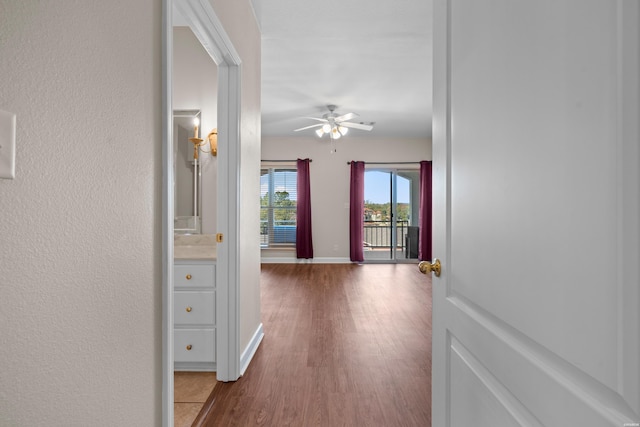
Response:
[[430, 1, 639, 426]]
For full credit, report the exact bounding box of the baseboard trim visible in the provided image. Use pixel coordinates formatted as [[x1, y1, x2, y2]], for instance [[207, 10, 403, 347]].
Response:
[[240, 323, 264, 376], [261, 257, 352, 264], [174, 362, 216, 372]]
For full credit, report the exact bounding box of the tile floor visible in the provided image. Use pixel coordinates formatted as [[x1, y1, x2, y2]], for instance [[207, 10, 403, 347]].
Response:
[[174, 372, 217, 427]]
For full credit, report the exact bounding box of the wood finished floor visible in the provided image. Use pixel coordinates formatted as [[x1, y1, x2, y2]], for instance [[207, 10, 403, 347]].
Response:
[[202, 263, 432, 426]]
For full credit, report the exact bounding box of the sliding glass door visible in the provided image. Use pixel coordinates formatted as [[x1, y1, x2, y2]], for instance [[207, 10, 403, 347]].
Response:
[[363, 169, 419, 262]]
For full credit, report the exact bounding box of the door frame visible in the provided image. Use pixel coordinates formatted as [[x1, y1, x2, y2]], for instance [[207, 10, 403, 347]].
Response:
[[363, 167, 419, 263], [162, 0, 242, 425]]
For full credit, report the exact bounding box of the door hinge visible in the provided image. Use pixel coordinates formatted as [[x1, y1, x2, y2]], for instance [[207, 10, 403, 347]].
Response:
[[216, 233, 223, 243]]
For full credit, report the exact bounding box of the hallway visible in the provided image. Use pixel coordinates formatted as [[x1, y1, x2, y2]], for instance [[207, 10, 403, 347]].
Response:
[[201, 263, 432, 426]]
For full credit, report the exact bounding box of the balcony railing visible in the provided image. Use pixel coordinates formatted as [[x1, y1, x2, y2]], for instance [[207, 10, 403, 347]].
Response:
[[260, 219, 296, 246], [364, 220, 409, 249], [364, 220, 419, 259], [259, 219, 418, 258]]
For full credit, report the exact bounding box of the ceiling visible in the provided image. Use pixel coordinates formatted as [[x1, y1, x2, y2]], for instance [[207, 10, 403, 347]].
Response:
[[253, 0, 433, 139]]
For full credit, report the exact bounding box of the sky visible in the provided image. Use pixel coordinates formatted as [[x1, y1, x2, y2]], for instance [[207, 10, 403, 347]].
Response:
[[260, 170, 297, 198], [364, 171, 410, 204]]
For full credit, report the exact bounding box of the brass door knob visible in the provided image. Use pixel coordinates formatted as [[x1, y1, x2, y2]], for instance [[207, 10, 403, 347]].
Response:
[[186, 345, 192, 351], [186, 274, 192, 280], [419, 259, 441, 277], [186, 306, 192, 312]]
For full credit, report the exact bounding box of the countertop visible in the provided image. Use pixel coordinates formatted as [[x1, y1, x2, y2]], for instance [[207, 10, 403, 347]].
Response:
[[174, 234, 217, 261], [174, 245, 216, 261]]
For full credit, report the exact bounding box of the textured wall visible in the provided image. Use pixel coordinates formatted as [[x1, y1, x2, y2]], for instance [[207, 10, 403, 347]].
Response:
[[0, 1, 161, 425]]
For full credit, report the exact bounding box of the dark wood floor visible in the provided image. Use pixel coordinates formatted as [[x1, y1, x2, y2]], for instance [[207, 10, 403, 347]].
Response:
[[201, 263, 432, 426]]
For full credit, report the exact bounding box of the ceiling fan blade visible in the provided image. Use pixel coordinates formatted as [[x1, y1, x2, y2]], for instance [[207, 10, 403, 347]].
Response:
[[339, 122, 373, 131], [302, 117, 329, 123], [335, 112, 358, 122], [294, 123, 323, 132]]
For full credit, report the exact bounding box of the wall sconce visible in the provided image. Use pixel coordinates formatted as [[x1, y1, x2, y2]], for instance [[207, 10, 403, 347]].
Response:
[[207, 128, 217, 156], [188, 118, 217, 158]]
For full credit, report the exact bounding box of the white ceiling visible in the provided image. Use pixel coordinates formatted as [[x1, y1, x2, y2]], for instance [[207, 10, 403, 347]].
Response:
[[254, 0, 434, 139]]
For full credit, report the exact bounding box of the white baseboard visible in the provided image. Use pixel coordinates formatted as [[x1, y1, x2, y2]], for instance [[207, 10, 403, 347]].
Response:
[[240, 323, 264, 376], [174, 362, 216, 372], [261, 256, 352, 264]]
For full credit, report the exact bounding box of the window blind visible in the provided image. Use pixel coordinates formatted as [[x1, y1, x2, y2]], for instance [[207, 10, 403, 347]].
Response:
[[260, 168, 297, 247]]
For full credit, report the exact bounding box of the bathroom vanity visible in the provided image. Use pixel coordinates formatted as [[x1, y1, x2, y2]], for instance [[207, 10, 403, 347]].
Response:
[[174, 236, 217, 372]]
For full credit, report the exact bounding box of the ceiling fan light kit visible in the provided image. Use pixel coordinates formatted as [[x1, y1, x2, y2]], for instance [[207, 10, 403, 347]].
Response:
[[294, 104, 373, 141]]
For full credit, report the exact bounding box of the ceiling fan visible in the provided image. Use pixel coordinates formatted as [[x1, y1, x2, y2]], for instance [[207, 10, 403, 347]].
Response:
[[294, 105, 374, 139]]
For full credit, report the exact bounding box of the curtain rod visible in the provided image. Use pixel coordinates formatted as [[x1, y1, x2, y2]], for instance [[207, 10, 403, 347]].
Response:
[[261, 159, 312, 162], [346, 161, 421, 165]]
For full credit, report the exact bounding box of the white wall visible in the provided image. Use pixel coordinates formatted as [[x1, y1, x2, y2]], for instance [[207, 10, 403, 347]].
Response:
[[0, 1, 161, 425], [0, 0, 262, 424], [173, 26, 218, 234], [210, 0, 262, 364], [261, 136, 432, 261]]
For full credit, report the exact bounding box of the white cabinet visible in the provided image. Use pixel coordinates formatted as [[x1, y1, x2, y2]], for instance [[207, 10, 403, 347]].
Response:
[[174, 260, 216, 371]]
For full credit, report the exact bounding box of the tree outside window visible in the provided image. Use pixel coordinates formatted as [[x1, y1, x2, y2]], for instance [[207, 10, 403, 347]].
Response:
[[260, 168, 297, 247]]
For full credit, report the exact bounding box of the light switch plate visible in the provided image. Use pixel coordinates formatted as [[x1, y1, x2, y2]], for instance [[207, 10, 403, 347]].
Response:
[[0, 109, 16, 179]]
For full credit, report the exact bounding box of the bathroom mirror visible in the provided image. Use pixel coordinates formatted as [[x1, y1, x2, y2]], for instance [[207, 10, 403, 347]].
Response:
[[174, 109, 202, 234]]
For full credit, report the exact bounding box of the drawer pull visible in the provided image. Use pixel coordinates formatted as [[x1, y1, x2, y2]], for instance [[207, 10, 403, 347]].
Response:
[[186, 345, 192, 351], [186, 274, 192, 280], [186, 306, 192, 313]]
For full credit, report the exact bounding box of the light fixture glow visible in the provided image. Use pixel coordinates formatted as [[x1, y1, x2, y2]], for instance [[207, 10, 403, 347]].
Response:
[[331, 127, 341, 140], [315, 128, 324, 137], [193, 117, 200, 138], [322, 124, 331, 133], [338, 126, 348, 136]]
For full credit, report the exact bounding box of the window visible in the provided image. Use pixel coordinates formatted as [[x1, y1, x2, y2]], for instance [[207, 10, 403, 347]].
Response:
[[260, 167, 297, 248]]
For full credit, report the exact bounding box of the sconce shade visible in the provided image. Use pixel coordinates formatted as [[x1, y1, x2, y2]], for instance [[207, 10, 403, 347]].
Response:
[[208, 129, 218, 156]]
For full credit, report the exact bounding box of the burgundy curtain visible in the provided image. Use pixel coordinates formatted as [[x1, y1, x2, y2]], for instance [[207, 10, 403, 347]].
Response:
[[349, 161, 365, 262], [296, 158, 313, 258], [418, 160, 432, 261]]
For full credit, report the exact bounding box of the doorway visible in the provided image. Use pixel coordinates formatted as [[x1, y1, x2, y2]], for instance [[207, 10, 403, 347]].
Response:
[[163, 0, 242, 425], [364, 168, 420, 263]]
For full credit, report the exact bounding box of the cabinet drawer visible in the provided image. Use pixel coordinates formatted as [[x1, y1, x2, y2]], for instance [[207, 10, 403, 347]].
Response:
[[174, 291, 215, 325], [174, 264, 215, 288], [174, 329, 215, 363]]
